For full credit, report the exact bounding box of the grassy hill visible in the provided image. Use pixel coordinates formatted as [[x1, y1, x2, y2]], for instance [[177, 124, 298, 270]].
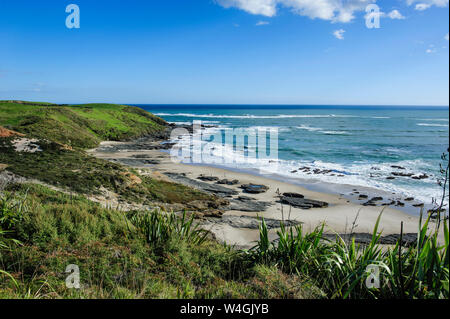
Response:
[[0, 101, 167, 149], [0, 101, 216, 207]]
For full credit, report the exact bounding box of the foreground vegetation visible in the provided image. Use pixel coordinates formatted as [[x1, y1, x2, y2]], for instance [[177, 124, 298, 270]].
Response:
[[0, 184, 322, 299], [0, 183, 448, 299], [252, 215, 448, 299]]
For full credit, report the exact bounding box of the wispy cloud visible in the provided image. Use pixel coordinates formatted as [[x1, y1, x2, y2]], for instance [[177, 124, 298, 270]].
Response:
[[426, 44, 437, 53], [256, 20, 269, 26], [414, 3, 432, 10], [407, 0, 449, 10], [216, 0, 376, 23], [445, 33, 449, 41], [333, 29, 345, 40]]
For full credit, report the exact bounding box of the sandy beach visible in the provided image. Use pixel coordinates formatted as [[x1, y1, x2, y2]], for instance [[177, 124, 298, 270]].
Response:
[[88, 139, 443, 249]]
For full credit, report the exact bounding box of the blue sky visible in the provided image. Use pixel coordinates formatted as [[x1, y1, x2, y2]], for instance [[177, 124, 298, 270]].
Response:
[[0, 0, 448, 105]]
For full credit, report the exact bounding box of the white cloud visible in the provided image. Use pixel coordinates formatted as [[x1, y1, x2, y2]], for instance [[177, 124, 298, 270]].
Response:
[[256, 20, 270, 25], [407, 0, 449, 9], [387, 9, 405, 19], [333, 29, 345, 40], [414, 3, 432, 10], [216, 0, 376, 23], [445, 33, 449, 41], [216, 0, 277, 16]]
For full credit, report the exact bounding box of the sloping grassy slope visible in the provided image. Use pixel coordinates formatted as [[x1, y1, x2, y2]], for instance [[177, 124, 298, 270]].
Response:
[[0, 184, 323, 299], [0, 101, 167, 149], [0, 137, 212, 205]]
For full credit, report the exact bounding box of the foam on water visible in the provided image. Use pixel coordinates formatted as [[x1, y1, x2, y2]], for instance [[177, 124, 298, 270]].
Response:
[[151, 106, 449, 214]]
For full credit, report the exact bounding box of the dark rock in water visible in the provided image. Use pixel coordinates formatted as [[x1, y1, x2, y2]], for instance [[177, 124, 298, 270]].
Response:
[[396, 201, 405, 207], [280, 196, 328, 209], [290, 170, 298, 173], [358, 195, 369, 199], [166, 173, 238, 197], [413, 203, 424, 207], [404, 197, 414, 201], [391, 172, 414, 177], [198, 175, 219, 182], [370, 197, 383, 201], [391, 165, 406, 170], [411, 174, 429, 180], [386, 177, 395, 180], [240, 184, 269, 194], [282, 192, 305, 199]]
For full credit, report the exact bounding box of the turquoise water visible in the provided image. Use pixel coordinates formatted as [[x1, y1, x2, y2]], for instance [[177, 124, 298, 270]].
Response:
[[137, 105, 449, 208]]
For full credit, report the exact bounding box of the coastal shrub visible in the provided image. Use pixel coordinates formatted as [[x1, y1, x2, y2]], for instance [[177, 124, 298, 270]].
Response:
[[252, 214, 449, 299], [128, 210, 208, 248]]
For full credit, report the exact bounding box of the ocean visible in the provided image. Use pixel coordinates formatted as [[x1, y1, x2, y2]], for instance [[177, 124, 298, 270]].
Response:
[[136, 105, 449, 212]]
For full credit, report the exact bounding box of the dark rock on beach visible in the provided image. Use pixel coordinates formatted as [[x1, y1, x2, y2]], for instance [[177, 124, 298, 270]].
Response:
[[166, 173, 238, 197], [282, 192, 305, 199], [323, 233, 417, 247], [280, 196, 328, 209], [240, 184, 269, 194], [216, 215, 301, 230], [228, 196, 272, 212], [197, 175, 220, 182], [217, 179, 240, 185]]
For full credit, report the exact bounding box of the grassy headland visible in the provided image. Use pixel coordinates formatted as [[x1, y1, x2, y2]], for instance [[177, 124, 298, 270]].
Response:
[[0, 101, 216, 207], [0, 100, 166, 149]]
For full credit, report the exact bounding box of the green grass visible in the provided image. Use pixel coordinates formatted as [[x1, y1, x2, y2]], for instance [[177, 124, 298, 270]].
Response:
[[0, 101, 167, 149], [0, 183, 322, 299]]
